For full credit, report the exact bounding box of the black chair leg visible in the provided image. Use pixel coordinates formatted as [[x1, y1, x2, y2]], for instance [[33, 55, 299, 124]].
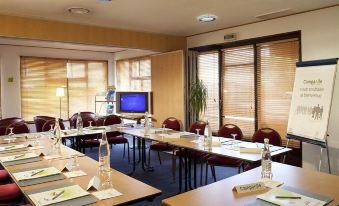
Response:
[[127, 141, 130, 163], [148, 148, 151, 167], [211, 165, 216, 182], [157, 152, 162, 165], [123, 143, 126, 158], [205, 162, 208, 185]]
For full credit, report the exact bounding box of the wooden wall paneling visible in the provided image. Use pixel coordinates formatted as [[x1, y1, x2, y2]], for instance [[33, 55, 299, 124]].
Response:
[[0, 15, 186, 52], [151, 50, 185, 128]]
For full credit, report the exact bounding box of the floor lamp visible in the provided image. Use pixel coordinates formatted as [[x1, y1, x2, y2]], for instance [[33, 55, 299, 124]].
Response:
[[56, 87, 65, 118]]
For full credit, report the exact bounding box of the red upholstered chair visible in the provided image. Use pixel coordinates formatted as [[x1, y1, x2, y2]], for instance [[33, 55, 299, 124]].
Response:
[[103, 115, 129, 161], [0, 170, 9, 183], [206, 124, 244, 182], [244, 128, 282, 171], [69, 112, 100, 154], [41, 119, 65, 132], [148, 117, 181, 166], [69, 112, 97, 128], [0, 118, 24, 136], [33, 116, 56, 132], [5, 122, 30, 135], [252, 128, 282, 146], [0, 183, 23, 204]]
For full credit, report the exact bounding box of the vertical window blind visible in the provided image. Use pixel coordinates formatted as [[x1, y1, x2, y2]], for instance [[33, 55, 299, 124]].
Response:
[[257, 39, 300, 145], [116, 57, 151, 91], [222, 46, 255, 138], [198, 51, 220, 131], [21, 57, 107, 120]]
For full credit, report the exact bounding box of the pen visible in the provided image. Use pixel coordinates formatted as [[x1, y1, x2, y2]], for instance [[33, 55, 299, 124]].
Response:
[[14, 154, 25, 159], [275, 196, 302, 199], [52, 190, 65, 200], [31, 169, 44, 176], [4, 145, 15, 149]]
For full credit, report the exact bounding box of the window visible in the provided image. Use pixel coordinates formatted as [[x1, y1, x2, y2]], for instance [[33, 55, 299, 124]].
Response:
[[116, 57, 151, 91], [20, 57, 107, 120], [67, 61, 108, 116], [222, 46, 255, 138], [257, 39, 299, 144], [196, 34, 300, 146], [198, 51, 219, 131]]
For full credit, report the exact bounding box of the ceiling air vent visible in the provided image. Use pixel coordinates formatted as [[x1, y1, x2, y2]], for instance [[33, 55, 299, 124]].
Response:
[[255, 8, 293, 20]]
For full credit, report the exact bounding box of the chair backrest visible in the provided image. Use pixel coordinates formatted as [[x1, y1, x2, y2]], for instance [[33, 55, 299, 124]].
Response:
[[103, 115, 122, 126], [163, 117, 181, 131], [69, 112, 97, 128], [5, 122, 30, 135], [34, 116, 57, 132], [0, 117, 24, 135], [41, 119, 66, 132], [252, 128, 282, 146], [218, 124, 243, 140], [189, 121, 206, 135]]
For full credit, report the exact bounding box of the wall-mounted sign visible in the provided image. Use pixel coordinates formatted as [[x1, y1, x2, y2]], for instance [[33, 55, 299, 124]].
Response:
[[224, 33, 237, 42]]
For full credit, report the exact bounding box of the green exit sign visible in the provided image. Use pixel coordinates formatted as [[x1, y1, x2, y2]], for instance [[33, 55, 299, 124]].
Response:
[[224, 33, 237, 41]]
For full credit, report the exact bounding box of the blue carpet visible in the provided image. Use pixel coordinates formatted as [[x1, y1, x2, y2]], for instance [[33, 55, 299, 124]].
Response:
[[84, 136, 239, 206]]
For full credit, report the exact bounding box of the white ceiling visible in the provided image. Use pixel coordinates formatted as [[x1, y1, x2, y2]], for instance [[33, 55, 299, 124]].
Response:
[[0, 0, 338, 36]]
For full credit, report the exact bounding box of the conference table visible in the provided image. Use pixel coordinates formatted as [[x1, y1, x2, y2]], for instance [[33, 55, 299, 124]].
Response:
[[162, 162, 339, 206], [0, 133, 161, 205], [119, 127, 292, 192]]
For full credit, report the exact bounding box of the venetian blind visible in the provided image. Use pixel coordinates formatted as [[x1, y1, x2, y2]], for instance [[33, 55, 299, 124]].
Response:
[[222, 46, 255, 138], [21, 57, 107, 120], [116, 57, 151, 91], [21, 57, 68, 120], [67, 61, 108, 116], [198, 51, 220, 131], [257, 39, 300, 146]]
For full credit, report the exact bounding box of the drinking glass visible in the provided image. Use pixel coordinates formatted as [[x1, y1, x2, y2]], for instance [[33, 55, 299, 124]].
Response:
[[7, 127, 15, 143], [71, 154, 80, 171], [88, 121, 93, 129], [231, 133, 238, 148], [162, 124, 166, 135], [49, 124, 54, 134], [34, 134, 41, 146]]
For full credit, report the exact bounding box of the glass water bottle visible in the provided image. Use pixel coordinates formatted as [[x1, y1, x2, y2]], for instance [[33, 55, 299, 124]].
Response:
[[261, 138, 273, 179]]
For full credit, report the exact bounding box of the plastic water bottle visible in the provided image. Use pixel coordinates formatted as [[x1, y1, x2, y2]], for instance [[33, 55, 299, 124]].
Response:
[[54, 118, 62, 149], [144, 112, 150, 136], [204, 120, 212, 147], [76, 112, 83, 135], [204, 120, 212, 137], [99, 130, 110, 172], [261, 138, 273, 179]]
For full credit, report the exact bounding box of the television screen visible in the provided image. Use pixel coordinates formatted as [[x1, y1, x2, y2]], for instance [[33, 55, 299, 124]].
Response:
[[119, 92, 148, 113]]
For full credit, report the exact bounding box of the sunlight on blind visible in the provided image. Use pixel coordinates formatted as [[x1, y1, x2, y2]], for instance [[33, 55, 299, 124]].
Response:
[[257, 39, 300, 147], [198, 51, 220, 131], [21, 57, 107, 120], [116, 57, 151, 91], [67, 61, 107, 116], [21, 57, 68, 120], [222, 46, 255, 138]]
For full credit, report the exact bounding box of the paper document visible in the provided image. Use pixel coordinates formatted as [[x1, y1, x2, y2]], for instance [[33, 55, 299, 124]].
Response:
[[13, 167, 60, 181], [0, 152, 38, 162], [92, 188, 122, 200], [257, 188, 327, 206], [29, 185, 89, 206], [0, 144, 26, 151]]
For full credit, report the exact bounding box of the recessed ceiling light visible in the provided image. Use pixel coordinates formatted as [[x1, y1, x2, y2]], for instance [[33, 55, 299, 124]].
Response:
[[197, 14, 217, 22], [68, 7, 90, 15]]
